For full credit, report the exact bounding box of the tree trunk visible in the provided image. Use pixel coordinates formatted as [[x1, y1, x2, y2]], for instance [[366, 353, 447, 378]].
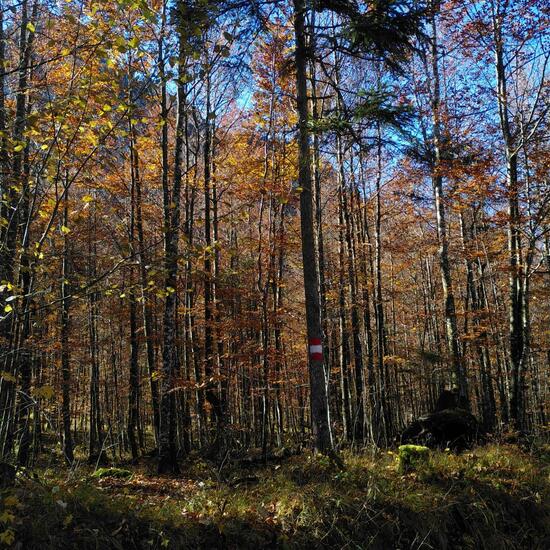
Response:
[[128, 149, 140, 461], [158, 5, 182, 473], [430, 11, 469, 407], [131, 125, 160, 445], [492, 8, 525, 429], [60, 186, 74, 464], [293, 0, 334, 455]]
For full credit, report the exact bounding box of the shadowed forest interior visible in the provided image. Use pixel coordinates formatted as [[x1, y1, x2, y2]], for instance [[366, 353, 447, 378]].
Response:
[[0, 0, 548, 548]]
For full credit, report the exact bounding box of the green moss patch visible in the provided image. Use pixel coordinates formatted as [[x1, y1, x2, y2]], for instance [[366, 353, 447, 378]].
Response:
[[91, 467, 132, 479], [398, 444, 430, 473]]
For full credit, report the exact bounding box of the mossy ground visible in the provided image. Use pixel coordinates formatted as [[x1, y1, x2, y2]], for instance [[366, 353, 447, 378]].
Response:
[[1, 443, 548, 549]]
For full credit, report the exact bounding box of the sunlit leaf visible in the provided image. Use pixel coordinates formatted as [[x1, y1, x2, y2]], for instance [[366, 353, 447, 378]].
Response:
[[0, 371, 16, 382]]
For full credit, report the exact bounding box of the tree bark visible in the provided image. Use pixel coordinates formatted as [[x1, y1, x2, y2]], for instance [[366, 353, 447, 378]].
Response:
[[430, 10, 469, 408], [158, 4, 182, 474], [60, 186, 74, 464], [293, 0, 334, 454], [493, 6, 525, 429]]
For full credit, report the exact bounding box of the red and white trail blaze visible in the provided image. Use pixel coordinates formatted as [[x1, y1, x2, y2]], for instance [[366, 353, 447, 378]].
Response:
[[308, 338, 323, 361]]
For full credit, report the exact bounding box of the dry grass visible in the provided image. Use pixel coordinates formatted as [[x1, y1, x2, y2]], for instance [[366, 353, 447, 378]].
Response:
[[1, 443, 548, 549]]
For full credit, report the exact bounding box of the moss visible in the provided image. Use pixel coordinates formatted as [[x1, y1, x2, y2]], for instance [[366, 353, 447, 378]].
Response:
[[91, 467, 132, 479], [398, 444, 430, 473]]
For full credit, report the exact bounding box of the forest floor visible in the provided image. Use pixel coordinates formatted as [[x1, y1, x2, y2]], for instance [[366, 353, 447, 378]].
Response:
[[1, 443, 549, 549]]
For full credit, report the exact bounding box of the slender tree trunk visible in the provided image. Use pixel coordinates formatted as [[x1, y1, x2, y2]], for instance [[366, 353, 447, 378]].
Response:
[[430, 10, 469, 407], [128, 150, 140, 461], [131, 125, 160, 445], [60, 186, 74, 464], [87, 215, 104, 462], [202, 70, 224, 455], [373, 127, 391, 443], [0, 0, 13, 314], [337, 187, 352, 441], [340, 165, 365, 443], [493, 8, 525, 429]]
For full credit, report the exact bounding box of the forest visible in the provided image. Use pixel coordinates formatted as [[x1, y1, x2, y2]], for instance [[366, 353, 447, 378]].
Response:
[[0, 0, 548, 548]]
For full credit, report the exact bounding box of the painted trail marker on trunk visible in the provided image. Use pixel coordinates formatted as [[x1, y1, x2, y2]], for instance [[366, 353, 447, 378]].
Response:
[[309, 338, 322, 361]]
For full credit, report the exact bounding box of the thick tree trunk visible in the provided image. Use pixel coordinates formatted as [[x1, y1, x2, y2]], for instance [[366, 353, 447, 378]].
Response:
[[293, 0, 333, 455], [158, 6, 182, 473]]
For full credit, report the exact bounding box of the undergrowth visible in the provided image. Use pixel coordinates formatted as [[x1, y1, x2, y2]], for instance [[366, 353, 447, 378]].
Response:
[[1, 444, 548, 549]]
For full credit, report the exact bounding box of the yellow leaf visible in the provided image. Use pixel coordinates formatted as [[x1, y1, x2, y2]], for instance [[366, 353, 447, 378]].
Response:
[[0, 528, 15, 545], [63, 513, 73, 528], [26, 22, 36, 33], [4, 304, 13, 313], [61, 225, 70, 234], [0, 511, 15, 523], [13, 144, 24, 152], [82, 195, 93, 203], [34, 385, 55, 400], [102, 104, 112, 112], [0, 371, 16, 382], [3, 496, 19, 507]]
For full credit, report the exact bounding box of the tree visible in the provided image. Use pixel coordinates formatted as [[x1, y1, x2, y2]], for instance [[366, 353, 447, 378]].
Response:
[[293, 0, 334, 454]]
